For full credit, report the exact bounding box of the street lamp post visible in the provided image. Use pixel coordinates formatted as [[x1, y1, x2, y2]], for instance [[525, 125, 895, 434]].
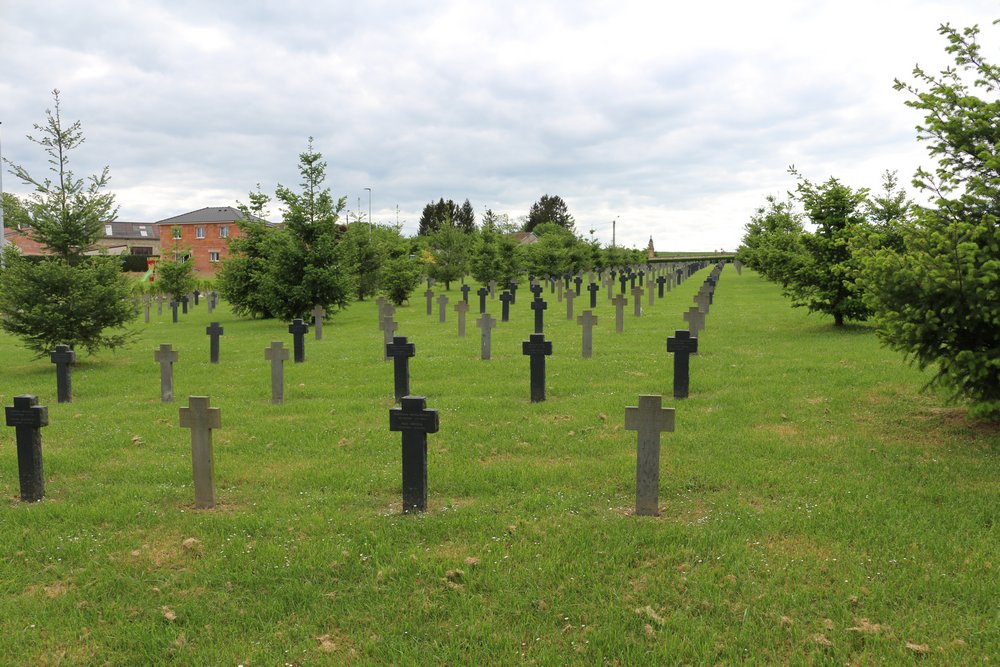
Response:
[[365, 187, 372, 241], [0, 121, 6, 261]]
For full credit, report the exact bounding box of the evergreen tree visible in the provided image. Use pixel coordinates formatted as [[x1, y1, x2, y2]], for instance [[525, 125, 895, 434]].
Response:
[[456, 198, 476, 233], [524, 194, 575, 233], [0, 90, 135, 356]]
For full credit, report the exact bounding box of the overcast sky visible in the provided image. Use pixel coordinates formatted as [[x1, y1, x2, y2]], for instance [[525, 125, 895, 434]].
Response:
[[2, 1, 997, 250]]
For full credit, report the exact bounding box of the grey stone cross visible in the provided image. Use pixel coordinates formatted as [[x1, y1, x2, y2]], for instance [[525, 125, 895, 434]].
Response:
[[154, 344, 178, 402], [312, 305, 326, 340], [612, 294, 627, 333], [264, 341, 289, 404], [476, 313, 496, 360], [454, 300, 469, 337], [179, 396, 221, 509], [625, 394, 675, 516], [577, 310, 598, 358]]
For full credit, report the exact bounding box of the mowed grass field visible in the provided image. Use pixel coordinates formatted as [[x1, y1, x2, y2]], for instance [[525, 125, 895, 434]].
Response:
[[0, 267, 997, 665]]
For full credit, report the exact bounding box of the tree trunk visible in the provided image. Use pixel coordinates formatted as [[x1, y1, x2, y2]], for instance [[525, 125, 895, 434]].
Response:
[[834, 312, 844, 327]]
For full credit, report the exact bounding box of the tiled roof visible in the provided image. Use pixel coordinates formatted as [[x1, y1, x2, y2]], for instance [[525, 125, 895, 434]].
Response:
[[102, 222, 160, 240], [155, 206, 245, 224]]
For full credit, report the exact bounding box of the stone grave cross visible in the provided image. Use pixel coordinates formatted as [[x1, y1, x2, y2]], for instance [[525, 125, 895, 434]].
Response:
[[477, 287, 489, 314], [625, 394, 675, 516], [631, 286, 643, 317], [564, 288, 576, 320], [424, 288, 434, 316], [154, 344, 179, 402], [612, 294, 627, 333], [5, 394, 48, 502], [476, 313, 496, 360], [179, 396, 221, 509], [499, 291, 513, 322], [437, 294, 449, 323], [170, 299, 179, 323], [264, 341, 289, 403], [656, 275, 666, 298], [682, 307, 705, 339], [454, 300, 469, 337], [382, 316, 399, 358], [312, 305, 326, 340], [388, 395, 440, 513], [577, 310, 598, 358], [49, 344, 76, 403], [460, 283, 471, 303], [588, 282, 600, 309]]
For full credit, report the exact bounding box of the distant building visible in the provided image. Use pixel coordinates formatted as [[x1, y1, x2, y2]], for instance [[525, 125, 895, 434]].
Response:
[[94, 222, 160, 256], [647, 236, 655, 259], [155, 206, 246, 274], [3, 227, 50, 256]]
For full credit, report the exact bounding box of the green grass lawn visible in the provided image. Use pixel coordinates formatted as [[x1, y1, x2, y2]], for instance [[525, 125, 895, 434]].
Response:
[[1, 268, 996, 665]]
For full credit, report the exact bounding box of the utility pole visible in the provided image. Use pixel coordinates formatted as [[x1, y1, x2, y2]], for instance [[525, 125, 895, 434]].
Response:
[[612, 216, 618, 248]]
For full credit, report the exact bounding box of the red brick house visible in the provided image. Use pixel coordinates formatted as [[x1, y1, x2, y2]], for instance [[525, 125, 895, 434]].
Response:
[[155, 207, 245, 274]]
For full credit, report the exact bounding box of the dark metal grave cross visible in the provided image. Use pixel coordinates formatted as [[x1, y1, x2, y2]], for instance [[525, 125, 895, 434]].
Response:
[[5, 395, 49, 502], [206, 322, 224, 364], [288, 318, 309, 363], [388, 396, 439, 513], [49, 344, 76, 403], [521, 333, 553, 402], [666, 329, 698, 398], [588, 282, 600, 308], [385, 336, 415, 403], [531, 297, 547, 333], [499, 291, 513, 322], [477, 287, 489, 314]]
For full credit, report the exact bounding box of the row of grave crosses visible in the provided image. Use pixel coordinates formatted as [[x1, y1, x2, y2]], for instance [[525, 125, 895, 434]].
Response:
[[6, 262, 728, 516]]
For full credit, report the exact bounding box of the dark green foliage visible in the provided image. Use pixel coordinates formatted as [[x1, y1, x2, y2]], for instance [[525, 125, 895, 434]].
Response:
[[736, 195, 805, 287], [378, 255, 424, 306], [155, 256, 197, 302], [0, 248, 136, 357], [471, 227, 520, 286], [523, 194, 574, 233], [2, 192, 31, 231], [119, 255, 152, 273], [218, 142, 354, 321], [423, 219, 471, 289], [5, 90, 117, 258], [862, 22, 1000, 416], [418, 198, 475, 235]]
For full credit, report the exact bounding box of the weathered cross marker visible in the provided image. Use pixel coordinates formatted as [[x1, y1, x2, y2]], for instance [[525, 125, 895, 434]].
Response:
[[625, 395, 675, 516], [460, 283, 471, 303], [385, 336, 415, 403], [556, 280, 563, 303], [312, 305, 326, 340], [631, 286, 643, 317], [530, 283, 543, 301], [154, 344, 179, 402], [381, 316, 398, 359], [170, 300, 179, 323], [531, 297, 547, 334], [376, 297, 388, 324], [682, 307, 705, 339], [489, 280, 497, 298], [192, 289, 201, 306], [638, 270, 645, 287], [477, 287, 489, 314], [5, 395, 48, 502], [454, 300, 469, 337], [181, 295, 189, 314], [206, 322, 224, 364], [564, 288, 576, 320], [288, 318, 309, 363], [619, 273, 629, 294], [588, 282, 600, 308], [612, 294, 627, 333], [157, 295, 165, 316], [656, 275, 666, 298], [49, 344, 76, 403], [574, 275, 583, 296], [508, 281, 518, 304], [499, 291, 513, 322], [437, 294, 449, 323], [647, 280, 655, 306], [207, 291, 216, 314], [577, 310, 598, 359], [179, 396, 221, 509], [476, 313, 496, 360], [521, 333, 553, 402], [424, 289, 434, 316], [264, 341, 289, 403], [666, 330, 698, 398], [388, 396, 439, 513]]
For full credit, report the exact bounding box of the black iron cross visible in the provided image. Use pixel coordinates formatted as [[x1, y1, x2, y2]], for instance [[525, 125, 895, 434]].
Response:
[[522, 333, 553, 402], [5, 394, 49, 502], [206, 322, 224, 364], [477, 287, 489, 314], [49, 344, 76, 403], [288, 318, 309, 363], [385, 336, 416, 403], [388, 396, 440, 513], [499, 291, 513, 322], [531, 297, 547, 333], [666, 330, 698, 399]]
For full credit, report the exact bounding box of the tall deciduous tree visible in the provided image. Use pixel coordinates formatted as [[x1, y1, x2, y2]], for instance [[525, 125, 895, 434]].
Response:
[[863, 21, 1000, 416], [423, 218, 471, 290], [524, 194, 574, 233], [736, 194, 806, 287], [0, 90, 135, 357]]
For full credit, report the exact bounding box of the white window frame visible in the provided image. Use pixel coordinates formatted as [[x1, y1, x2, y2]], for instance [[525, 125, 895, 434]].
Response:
[[209, 251, 221, 263], [196, 226, 205, 239], [219, 225, 229, 239]]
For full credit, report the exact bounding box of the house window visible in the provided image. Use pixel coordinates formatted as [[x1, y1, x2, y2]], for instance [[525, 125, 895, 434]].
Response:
[[131, 246, 152, 256], [219, 226, 229, 239], [196, 226, 205, 239], [172, 227, 182, 240], [209, 251, 220, 263], [105, 224, 113, 236], [138, 226, 149, 237]]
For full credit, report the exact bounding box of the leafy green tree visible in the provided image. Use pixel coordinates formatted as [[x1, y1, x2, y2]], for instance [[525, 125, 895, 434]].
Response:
[[217, 186, 279, 318], [456, 198, 476, 233], [736, 194, 806, 286], [862, 21, 1000, 416], [523, 194, 574, 233], [0, 89, 135, 356], [155, 255, 197, 302], [787, 172, 872, 326], [521, 222, 589, 277], [2, 192, 32, 231], [6, 90, 117, 258], [219, 141, 354, 321], [378, 254, 424, 306], [424, 218, 471, 289], [471, 226, 520, 286]]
